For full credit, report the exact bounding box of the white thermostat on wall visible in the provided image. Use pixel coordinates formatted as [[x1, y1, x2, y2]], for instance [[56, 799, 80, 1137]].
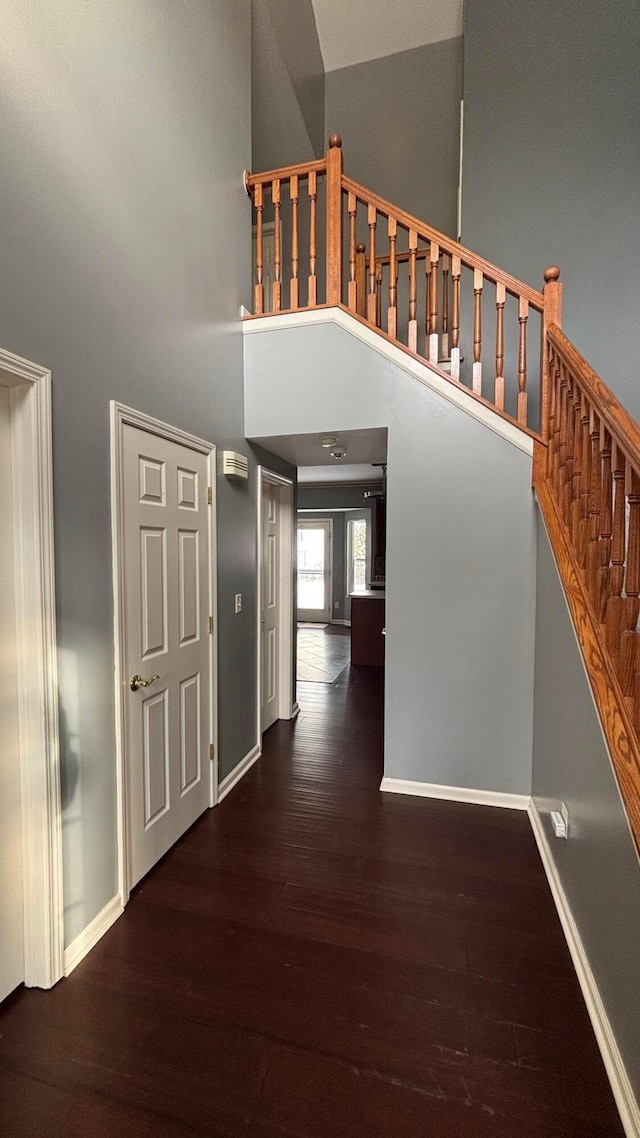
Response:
[[221, 450, 249, 479]]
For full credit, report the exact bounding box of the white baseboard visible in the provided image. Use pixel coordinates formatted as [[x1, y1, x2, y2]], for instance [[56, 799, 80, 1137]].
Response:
[[379, 776, 530, 811], [528, 802, 640, 1137], [218, 743, 262, 803], [63, 893, 123, 976], [331, 618, 351, 627], [290, 702, 300, 719]]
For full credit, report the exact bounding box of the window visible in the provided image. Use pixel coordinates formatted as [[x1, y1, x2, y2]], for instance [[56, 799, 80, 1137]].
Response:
[[347, 517, 368, 594]]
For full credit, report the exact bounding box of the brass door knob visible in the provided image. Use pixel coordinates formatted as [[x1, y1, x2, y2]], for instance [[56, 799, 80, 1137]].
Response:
[[130, 673, 160, 692]]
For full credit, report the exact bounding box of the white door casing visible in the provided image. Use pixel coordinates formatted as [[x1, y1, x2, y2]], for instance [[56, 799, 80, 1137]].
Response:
[[261, 479, 280, 733], [257, 468, 295, 741], [112, 405, 217, 896], [0, 348, 62, 992]]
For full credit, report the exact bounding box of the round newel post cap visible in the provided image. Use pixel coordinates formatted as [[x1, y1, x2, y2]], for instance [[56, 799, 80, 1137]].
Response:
[[356, 242, 366, 253], [328, 133, 342, 149], [544, 265, 560, 283]]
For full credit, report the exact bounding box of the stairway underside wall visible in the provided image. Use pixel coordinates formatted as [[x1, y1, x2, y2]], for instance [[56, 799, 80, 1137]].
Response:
[[244, 316, 536, 796]]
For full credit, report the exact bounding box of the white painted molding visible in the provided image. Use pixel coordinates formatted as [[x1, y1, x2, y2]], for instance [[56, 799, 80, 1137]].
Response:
[[291, 702, 300, 719], [379, 777, 530, 811], [63, 894, 124, 977], [110, 402, 217, 902], [529, 802, 640, 1138], [0, 348, 63, 990], [331, 618, 352, 627], [243, 308, 534, 457], [218, 744, 262, 803]]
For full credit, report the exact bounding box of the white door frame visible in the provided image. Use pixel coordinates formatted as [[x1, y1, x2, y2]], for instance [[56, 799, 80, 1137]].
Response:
[[0, 348, 63, 989], [296, 517, 334, 623], [256, 467, 295, 745], [111, 402, 218, 904]]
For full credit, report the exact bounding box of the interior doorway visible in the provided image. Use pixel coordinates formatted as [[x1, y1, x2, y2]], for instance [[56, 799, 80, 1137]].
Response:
[[0, 348, 62, 997], [258, 468, 295, 737]]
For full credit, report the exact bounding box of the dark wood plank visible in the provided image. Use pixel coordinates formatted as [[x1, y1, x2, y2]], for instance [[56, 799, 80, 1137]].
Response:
[[0, 656, 624, 1137]]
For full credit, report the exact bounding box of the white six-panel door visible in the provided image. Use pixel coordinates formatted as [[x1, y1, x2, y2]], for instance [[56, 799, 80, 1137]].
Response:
[[122, 424, 212, 887], [261, 479, 280, 733]]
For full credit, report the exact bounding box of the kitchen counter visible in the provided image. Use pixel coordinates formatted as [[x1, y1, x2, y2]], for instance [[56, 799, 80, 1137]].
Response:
[[350, 592, 385, 666]]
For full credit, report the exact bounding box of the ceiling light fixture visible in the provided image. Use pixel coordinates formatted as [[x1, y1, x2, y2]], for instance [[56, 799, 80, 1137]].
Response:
[[320, 435, 338, 448], [330, 446, 347, 460]]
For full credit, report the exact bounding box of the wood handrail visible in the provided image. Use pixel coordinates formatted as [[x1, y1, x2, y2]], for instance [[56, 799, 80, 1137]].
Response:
[[342, 175, 544, 309], [245, 158, 326, 189], [547, 325, 640, 472]]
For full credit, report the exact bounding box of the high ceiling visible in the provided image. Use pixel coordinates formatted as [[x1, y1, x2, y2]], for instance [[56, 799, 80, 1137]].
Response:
[[250, 427, 387, 471], [310, 0, 463, 72]]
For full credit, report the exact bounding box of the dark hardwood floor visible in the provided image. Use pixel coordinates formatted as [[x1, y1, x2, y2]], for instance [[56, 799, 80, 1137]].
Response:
[[0, 663, 624, 1136]]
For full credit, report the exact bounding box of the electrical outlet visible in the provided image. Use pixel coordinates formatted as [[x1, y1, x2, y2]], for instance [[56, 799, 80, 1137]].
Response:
[[334, 601, 339, 610], [234, 593, 242, 614]]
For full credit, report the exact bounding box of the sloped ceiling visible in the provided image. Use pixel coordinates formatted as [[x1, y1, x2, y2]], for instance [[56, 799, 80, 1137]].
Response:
[[311, 0, 463, 72]]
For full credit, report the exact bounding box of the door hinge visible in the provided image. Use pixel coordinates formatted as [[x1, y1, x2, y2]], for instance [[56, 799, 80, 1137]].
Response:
[[207, 486, 213, 506], [209, 743, 215, 761], [208, 615, 214, 634]]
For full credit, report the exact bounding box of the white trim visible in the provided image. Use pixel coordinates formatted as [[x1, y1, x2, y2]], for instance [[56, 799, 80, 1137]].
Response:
[[63, 894, 124, 977], [218, 744, 262, 803], [529, 802, 640, 1138], [331, 618, 352, 627], [257, 467, 296, 744], [243, 308, 534, 457], [0, 348, 63, 990], [291, 701, 300, 719], [379, 776, 530, 811], [110, 402, 218, 903]]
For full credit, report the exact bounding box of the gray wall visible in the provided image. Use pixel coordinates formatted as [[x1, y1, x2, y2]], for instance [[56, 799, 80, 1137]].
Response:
[[0, 0, 253, 944], [245, 320, 536, 794], [251, 0, 320, 172], [462, 0, 640, 416], [533, 511, 640, 1098], [325, 39, 462, 234]]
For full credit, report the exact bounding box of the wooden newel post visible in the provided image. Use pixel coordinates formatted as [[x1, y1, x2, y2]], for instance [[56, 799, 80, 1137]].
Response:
[[542, 266, 563, 449], [326, 133, 343, 305]]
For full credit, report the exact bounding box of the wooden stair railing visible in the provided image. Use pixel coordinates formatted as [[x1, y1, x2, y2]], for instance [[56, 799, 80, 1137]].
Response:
[[246, 134, 640, 851], [533, 327, 640, 851], [246, 135, 557, 437]]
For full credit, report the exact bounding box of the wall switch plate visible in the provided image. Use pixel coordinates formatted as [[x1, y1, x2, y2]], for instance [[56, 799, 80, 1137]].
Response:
[[234, 593, 242, 614], [334, 601, 339, 610]]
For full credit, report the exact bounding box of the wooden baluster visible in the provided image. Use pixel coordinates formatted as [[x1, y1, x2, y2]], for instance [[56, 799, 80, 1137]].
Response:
[[585, 411, 603, 604], [451, 256, 461, 380], [571, 385, 583, 508], [596, 429, 613, 619], [355, 243, 366, 317], [308, 171, 317, 305], [289, 175, 299, 310], [573, 395, 591, 561], [375, 262, 382, 328], [367, 204, 377, 323], [473, 268, 483, 393], [550, 351, 563, 489], [441, 254, 450, 359], [254, 182, 264, 315], [494, 282, 506, 411], [561, 370, 575, 527], [517, 296, 529, 425], [387, 216, 397, 339], [604, 446, 627, 657], [272, 178, 282, 311], [326, 134, 343, 305], [347, 191, 357, 312], [541, 267, 563, 446], [620, 467, 640, 693], [408, 229, 418, 352], [429, 242, 439, 364], [552, 359, 566, 499], [546, 347, 558, 478]]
